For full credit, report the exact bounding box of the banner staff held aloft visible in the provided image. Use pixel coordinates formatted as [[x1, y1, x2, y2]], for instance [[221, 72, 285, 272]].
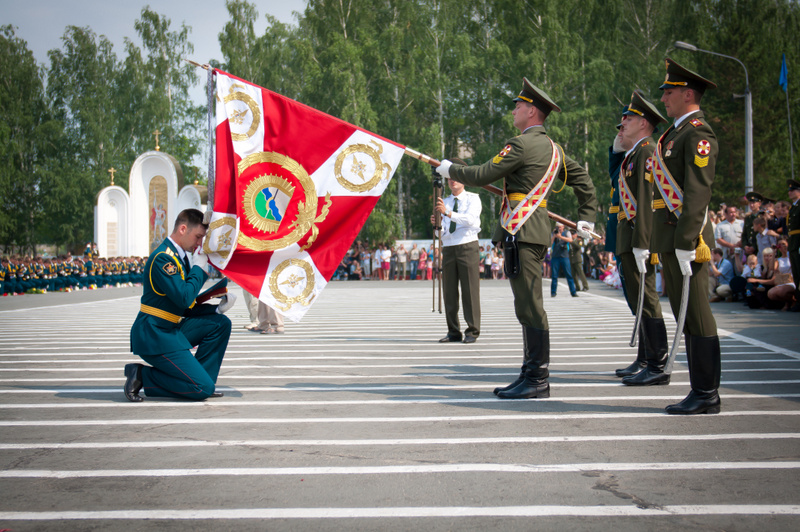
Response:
[[435, 77, 598, 400]]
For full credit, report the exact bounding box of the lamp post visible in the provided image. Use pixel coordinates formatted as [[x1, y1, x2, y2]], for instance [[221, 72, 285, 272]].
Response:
[[674, 41, 753, 197]]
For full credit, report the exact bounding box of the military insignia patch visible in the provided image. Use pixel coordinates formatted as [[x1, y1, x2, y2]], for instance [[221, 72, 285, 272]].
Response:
[[694, 155, 709, 168], [690, 118, 703, 128], [697, 140, 711, 155], [645, 157, 653, 172], [493, 145, 513, 164], [162, 261, 178, 276]]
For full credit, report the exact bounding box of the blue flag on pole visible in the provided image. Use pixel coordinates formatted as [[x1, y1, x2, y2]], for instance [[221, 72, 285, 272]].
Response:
[[779, 53, 788, 92]]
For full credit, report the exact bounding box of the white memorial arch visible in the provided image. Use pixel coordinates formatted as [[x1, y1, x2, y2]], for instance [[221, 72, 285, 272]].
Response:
[[94, 149, 207, 258]]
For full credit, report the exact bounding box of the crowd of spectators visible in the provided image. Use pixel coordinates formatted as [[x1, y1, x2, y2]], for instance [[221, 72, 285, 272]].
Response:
[[707, 196, 796, 311]]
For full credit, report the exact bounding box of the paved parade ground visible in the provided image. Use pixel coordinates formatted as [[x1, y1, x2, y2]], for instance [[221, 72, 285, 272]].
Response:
[[1, 278, 799, 531]]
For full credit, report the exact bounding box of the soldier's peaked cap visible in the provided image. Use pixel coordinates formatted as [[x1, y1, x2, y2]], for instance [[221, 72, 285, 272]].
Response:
[[659, 57, 717, 93], [788, 179, 800, 191], [513, 77, 561, 114], [623, 90, 667, 126], [745, 191, 764, 202]]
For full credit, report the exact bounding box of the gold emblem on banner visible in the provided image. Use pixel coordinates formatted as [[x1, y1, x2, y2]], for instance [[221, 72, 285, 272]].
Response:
[[202, 216, 237, 260], [224, 83, 261, 142], [269, 258, 316, 311], [238, 151, 332, 252], [334, 140, 393, 193]]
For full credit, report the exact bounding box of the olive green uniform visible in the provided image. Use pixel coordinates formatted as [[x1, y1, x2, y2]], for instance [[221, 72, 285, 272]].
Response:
[[651, 111, 717, 337], [617, 137, 662, 320], [652, 109, 722, 414], [450, 126, 597, 330], [740, 212, 758, 256]]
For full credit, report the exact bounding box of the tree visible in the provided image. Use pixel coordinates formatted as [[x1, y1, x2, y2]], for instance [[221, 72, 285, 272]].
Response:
[[0, 25, 60, 254]]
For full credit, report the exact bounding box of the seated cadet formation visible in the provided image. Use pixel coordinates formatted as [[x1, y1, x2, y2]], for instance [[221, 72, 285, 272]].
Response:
[[124, 208, 235, 402]]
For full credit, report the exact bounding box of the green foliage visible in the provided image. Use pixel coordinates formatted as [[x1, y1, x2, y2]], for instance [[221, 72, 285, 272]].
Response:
[[2, 0, 799, 250]]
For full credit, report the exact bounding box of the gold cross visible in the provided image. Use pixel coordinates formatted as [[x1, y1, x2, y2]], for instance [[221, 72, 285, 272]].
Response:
[[108, 167, 116, 186], [153, 129, 161, 151]]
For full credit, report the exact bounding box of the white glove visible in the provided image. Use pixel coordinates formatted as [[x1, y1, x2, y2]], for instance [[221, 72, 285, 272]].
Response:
[[217, 292, 236, 314], [675, 248, 696, 277], [576, 221, 594, 240], [191, 248, 209, 270], [435, 159, 452, 179], [632, 247, 650, 274]]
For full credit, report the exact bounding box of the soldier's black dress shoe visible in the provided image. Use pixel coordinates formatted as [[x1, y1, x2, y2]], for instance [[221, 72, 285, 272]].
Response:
[[497, 381, 550, 399], [622, 369, 670, 386], [124, 363, 144, 402], [439, 335, 462, 343], [615, 360, 646, 377], [209, 391, 224, 398], [462, 336, 477, 344], [665, 390, 720, 415]]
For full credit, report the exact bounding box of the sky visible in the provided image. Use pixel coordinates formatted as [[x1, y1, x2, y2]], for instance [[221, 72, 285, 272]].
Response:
[[1, 0, 307, 101]]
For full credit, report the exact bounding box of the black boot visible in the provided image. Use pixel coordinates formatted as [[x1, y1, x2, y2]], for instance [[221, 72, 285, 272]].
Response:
[[615, 335, 646, 377], [494, 328, 526, 395], [498, 328, 550, 399], [623, 317, 670, 386], [124, 363, 144, 402], [666, 334, 721, 415]]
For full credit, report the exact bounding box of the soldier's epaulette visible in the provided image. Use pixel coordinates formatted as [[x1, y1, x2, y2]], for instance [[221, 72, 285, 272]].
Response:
[[640, 141, 649, 147], [165, 248, 175, 257], [690, 118, 703, 128]]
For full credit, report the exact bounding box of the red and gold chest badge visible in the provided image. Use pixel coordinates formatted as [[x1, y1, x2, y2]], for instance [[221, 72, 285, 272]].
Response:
[[493, 144, 513, 164]]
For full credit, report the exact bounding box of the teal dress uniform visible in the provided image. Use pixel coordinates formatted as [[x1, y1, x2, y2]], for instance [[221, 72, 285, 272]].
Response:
[[652, 58, 721, 414], [129, 238, 230, 400], [447, 79, 597, 399]]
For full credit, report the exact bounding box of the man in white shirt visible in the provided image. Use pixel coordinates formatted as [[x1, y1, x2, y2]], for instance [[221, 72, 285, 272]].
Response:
[[714, 205, 743, 265], [433, 168, 482, 343]]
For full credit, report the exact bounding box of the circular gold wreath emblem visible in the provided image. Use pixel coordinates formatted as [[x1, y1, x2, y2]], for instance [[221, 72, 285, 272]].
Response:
[[238, 151, 331, 252], [334, 140, 393, 193], [269, 258, 316, 311], [242, 174, 296, 233], [202, 216, 237, 260], [224, 84, 261, 142]]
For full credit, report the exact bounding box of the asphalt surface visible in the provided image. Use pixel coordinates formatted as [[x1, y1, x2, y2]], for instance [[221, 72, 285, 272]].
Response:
[[0, 277, 798, 530]]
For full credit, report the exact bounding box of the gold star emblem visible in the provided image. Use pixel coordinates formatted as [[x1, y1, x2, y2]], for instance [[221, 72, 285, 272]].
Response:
[[351, 156, 367, 181], [280, 273, 304, 289], [218, 229, 233, 249]]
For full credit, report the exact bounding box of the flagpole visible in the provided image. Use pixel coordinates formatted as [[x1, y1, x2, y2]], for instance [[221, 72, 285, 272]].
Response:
[[787, 88, 796, 180], [406, 147, 602, 239]]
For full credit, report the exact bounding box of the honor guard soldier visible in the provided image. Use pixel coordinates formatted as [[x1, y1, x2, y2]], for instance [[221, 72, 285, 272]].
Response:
[[435, 78, 597, 399], [615, 90, 671, 386], [653, 58, 721, 414], [124, 208, 235, 402], [787, 179, 800, 312], [740, 191, 764, 257]]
